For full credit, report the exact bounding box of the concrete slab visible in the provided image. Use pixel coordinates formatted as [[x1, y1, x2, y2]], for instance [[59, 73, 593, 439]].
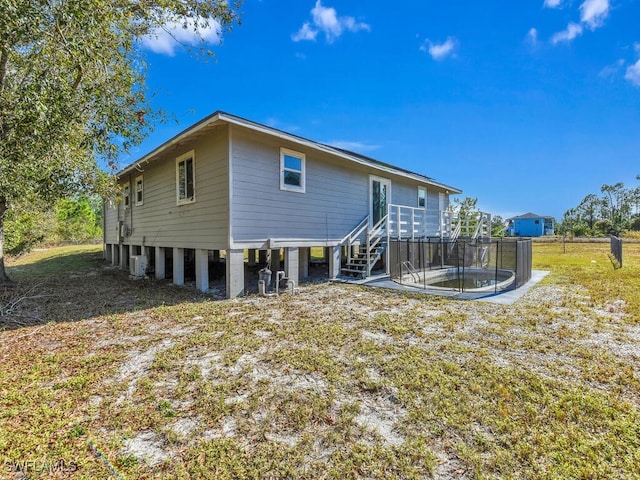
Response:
[[335, 270, 550, 305]]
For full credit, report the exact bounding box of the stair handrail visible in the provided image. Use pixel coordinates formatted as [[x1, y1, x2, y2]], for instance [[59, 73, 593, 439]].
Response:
[[366, 213, 388, 276], [370, 213, 388, 239], [471, 212, 491, 239], [341, 216, 369, 246]]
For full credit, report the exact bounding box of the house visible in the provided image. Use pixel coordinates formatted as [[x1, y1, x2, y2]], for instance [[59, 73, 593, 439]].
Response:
[[507, 213, 555, 237], [103, 111, 462, 297]]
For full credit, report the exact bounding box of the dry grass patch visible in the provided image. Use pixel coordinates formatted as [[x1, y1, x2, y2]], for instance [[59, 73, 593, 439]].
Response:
[[1, 244, 640, 478]]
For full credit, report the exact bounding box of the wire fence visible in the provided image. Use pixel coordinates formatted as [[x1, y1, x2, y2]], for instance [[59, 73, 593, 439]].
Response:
[[389, 237, 532, 294]]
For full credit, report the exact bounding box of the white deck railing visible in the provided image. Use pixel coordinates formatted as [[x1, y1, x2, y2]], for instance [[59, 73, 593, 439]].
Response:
[[388, 204, 429, 239], [440, 211, 492, 239]]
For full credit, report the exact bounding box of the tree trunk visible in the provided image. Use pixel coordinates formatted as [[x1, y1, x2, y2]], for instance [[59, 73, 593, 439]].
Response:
[[0, 196, 13, 285]]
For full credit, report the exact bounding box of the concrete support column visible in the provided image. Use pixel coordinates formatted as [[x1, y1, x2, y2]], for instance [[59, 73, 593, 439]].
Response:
[[271, 249, 281, 273], [248, 249, 257, 266], [173, 247, 184, 286], [155, 247, 165, 279], [284, 247, 299, 286], [299, 247, 310, 279], [111, 244, 118, 266], [195, 249, 209, 292], [226, 249, 245, 298], [258, 250, 267, 265], [328, 245, 341, 279]]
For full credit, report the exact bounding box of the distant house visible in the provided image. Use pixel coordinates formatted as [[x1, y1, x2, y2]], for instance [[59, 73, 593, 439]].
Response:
[[507, 213, 554, 237], [103, 111, 462, 297]]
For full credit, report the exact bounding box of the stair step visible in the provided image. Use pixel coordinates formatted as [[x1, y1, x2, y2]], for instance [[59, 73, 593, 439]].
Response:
[[344, 264, 366, 270], [341, 268, 367, 274]]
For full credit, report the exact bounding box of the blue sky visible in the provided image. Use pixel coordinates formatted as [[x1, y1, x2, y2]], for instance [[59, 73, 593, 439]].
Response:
[[130, 0, 640, 220]]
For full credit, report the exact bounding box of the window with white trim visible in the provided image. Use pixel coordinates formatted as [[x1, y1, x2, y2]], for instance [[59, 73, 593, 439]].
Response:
[[135, 175, 144, 206], [176, 150, 195, 205], [418, 187, 426, 208], [280, 148, 305, 193], [123, 182, 130, 208]]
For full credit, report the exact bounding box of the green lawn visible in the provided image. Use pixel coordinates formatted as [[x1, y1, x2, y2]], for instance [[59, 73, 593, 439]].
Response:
[[1, 242, 639, 479]]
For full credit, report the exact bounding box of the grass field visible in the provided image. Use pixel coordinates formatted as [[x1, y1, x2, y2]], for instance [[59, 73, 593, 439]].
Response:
[[1, 242, 639, 479]]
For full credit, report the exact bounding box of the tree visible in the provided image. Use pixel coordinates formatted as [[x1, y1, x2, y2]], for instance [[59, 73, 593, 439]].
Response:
[[55, 196, 102, 244], [491, 215, 506, 237], [576, 193, 601, 231], [0, 0, 242, 284], [600, 182, 630, 235]]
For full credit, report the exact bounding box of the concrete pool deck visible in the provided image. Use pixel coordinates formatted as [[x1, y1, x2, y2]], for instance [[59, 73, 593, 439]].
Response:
[[335, 270, 550, 305]]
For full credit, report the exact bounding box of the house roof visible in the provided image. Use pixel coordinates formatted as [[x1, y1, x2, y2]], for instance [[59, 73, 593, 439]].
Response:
[[508, 212, 555, 221], [118, 111, 462, 194]]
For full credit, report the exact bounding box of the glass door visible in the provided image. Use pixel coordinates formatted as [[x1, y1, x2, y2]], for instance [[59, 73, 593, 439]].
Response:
[[370, 176, 391, 226]]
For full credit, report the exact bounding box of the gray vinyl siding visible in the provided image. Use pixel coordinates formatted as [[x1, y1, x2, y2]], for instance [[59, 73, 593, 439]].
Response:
[[111, 125, 230, 250], [230, 127, 367, 245], [229, 126, 448, 245], [103, 201, 119, 244]]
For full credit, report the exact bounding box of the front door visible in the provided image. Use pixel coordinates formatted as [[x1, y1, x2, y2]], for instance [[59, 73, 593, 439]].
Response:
[[370, 176, 391, 226]]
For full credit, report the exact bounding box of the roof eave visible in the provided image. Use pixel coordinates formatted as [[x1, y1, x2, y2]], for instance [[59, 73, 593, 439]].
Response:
[[117, 111, 463, 194]]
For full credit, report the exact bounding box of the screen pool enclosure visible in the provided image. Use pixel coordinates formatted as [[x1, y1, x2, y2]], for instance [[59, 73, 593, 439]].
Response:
[[389, 237, 532, 294]]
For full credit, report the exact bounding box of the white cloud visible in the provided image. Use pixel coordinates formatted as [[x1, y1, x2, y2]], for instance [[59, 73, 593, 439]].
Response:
[[292, 1, 370, 43], [598, 59, 625, 79], [551, 22, 583, 44], [526, 28, 539, 46], [543, 0, 564, 8], [141, 18, 222, 56], [421, 37, 457, 60], [292, 22, 318, 42], [580, 0, 610, 29], [549, 0, 610, 46], [625, 59, 640, 87]]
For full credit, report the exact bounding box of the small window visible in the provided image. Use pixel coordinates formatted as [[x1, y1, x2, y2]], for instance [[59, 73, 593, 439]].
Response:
[[123, 183, 130, 208], [176, 150, 195, 205], [135, 175, 144, 206], [280, 148, 305, 193], [418, 187, 426, 208]]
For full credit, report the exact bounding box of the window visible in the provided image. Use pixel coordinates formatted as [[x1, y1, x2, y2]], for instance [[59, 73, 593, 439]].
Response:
[[280, 148, 305, 193], [135, 175, 144, 206], [123, 182, 130, 208], [176, 150, 195, 205], [418, 187, 426, 208]]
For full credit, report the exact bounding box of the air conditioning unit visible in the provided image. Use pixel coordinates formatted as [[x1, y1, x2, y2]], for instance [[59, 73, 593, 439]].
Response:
[[130, 255, 148, 277]]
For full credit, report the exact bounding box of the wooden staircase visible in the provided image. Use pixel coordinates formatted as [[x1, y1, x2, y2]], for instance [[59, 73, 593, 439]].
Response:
[[340, 214, 388, 278]]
